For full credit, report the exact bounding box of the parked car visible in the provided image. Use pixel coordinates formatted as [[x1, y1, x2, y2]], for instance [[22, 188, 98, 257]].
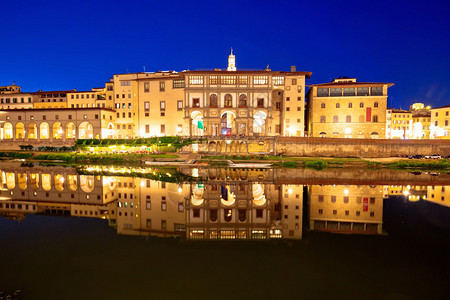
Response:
[[425, 154, 442, 159], [409, 155, 423, 159]]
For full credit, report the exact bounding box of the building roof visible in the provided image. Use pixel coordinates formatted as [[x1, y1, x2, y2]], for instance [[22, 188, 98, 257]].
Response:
[[31, 90, 76, 94], [388, 108, 410, 113], [431, 104, 450, 110], [308, 81, 394, 88]]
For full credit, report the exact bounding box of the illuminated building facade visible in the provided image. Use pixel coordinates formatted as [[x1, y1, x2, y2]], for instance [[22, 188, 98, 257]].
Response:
[[0, 108, 116, 140], [185, 53, 310, 137], [385, 109, 412, 139], [307, 77, 393, 138], [110, 71, 185, 138], [67, 87, 113, 110], [0, 92, 35, 110], [32, 90, 74, 109], [430, 105, 450, 139], [0, 83, 21, 94]]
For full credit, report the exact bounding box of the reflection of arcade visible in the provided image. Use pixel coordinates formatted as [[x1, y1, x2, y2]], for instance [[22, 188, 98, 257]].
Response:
[[188, 167, 275, 183], [308, 185, 384, 234], [186, 182, 303, 240], [0, 168, 116, 219]]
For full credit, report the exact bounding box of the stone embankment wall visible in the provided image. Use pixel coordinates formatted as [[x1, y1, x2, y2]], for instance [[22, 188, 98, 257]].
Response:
[[0, 140, 76, 150], [182, 136, 450, 158], [276, 137, 450, 158]]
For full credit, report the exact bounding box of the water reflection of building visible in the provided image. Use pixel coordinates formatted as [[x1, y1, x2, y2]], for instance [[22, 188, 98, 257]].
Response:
[[108, 177, 186, 237], [388, 185, 427, 202], [186, 183, 303, 240], [0, 168, 116, 219], [308, 185, 384, 234], [426, 186, 450, 207]]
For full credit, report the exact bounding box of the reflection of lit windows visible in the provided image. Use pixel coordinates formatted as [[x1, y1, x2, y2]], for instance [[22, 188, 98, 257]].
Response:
[[161, 202, 167, 211], [146, 201, 151, 210]]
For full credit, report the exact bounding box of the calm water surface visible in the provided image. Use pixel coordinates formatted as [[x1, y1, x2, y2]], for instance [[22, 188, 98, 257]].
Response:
[[0, 163, 449, 299]]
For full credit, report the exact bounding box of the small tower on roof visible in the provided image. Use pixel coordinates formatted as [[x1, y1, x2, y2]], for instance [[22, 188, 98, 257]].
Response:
[[227, 48, 236, 71]]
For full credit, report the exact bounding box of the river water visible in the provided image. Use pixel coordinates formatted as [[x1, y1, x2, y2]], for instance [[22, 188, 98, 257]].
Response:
[[0, 163, 449, 299]]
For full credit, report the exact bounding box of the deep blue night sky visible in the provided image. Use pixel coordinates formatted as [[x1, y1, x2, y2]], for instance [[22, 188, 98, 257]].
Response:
[[1, 0, 449, 108]]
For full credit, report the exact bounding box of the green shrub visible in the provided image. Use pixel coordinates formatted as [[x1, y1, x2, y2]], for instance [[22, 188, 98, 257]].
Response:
[[305, 160, 328, 170]]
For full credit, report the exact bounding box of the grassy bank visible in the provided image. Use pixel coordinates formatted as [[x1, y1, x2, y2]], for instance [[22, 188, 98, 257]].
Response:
[[385, 159, 450, 170], [0, 151, 178, 165]]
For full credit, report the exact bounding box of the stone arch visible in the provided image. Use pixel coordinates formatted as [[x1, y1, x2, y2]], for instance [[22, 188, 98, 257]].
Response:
[[80, 175, 94, 193], [6, 172, 15, 189], [371, 132, 379, 139], [253, 111, 267, 134], [54, 174, 64, 192], [67, 175, 78, 191], [52, 122, 63, 139], [28, 122, 38, 139], [42, 174, 52, 191], [18, 173, 27, 190], [79, 122, 93, 139], [30, 173, 39, 190], [190, 111, 204, 136], [65, 122, 76, 139], [239, 141, 247, 153], [221, 111, 236, 136], [39, 122, 49, 139], [15, 122, 25, 139], [319, 132, 327, 138], [3, 122, 13, 139], [208, 141, 216, 152]]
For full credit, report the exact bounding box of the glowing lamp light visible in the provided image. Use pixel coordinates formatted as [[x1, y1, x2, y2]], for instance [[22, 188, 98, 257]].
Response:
[[344, 189, 349, 195], [403, 190, 410, 196], [288, 188, 293, 194], [345, 128, 352, 134], [178, 187, 183, 193]]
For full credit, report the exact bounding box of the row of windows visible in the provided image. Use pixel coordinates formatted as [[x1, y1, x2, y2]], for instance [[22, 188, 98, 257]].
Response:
[[391, 114, 411, 118], [40, 94, 66, 98], [0, 98, 32, 104], [142, 100, 182, 111], [70, 94, 100, 99], [41, 99, 64, 102], [317, 196, 376, 204], [317, 87, 383, 97], [435, 111, 450, 117], [318, 209, 375, 217], [188, 75, 299, 86], [142, 80, 185, 92], [0, 203, 36, 210], [320, 102, 378, 108], [193, 94, 264, 108], [320, 115, 379, 123], [71, 103, 106, 108], [189, 75, 271, 85], [435, 120, 450, 126]]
